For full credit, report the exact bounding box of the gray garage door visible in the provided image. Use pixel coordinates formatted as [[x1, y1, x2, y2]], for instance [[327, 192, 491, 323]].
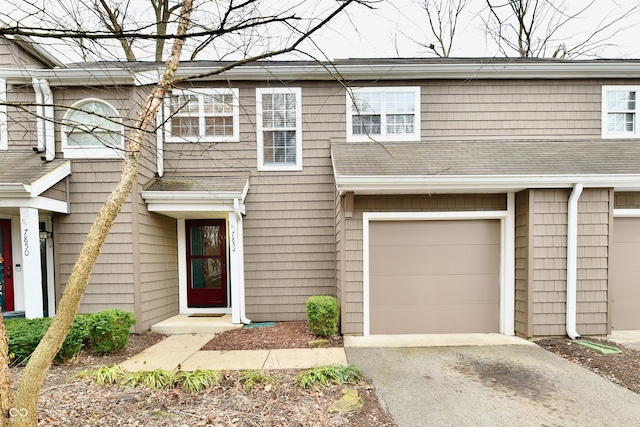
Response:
[[369, 219, 501, 334], [610, 217, 640, 330]]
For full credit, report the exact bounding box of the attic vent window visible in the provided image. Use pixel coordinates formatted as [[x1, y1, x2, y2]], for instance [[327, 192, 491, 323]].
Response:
[[602, 86, 640, 138], [165, 88, 239, 143], [346, 87, 420, 142]]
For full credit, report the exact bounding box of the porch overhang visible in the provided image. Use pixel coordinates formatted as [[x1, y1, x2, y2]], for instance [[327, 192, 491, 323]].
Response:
[[331, 139, 640, 195], [0, 151, 71, 214], [141, 175, 249, 218]]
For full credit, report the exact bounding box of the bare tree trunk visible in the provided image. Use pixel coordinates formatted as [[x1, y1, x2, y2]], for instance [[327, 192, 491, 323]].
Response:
[[0, 312, 13, 427], [6, 1, 193, 425]]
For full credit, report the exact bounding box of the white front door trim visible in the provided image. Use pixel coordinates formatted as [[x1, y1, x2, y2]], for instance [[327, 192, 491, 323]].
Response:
[[362, 201, 515, 336]]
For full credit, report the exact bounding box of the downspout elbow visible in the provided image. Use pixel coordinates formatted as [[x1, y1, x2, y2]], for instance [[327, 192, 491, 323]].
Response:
[[566, 183, 583, 340]]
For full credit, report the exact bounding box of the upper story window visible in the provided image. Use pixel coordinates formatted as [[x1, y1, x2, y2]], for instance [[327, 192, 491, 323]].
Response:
[[602, 86, 640, 138], [346, 87, 420, 142], [256, 87, 302, 171], [166, 88, 239, 142], [61, 99, 124, 159]]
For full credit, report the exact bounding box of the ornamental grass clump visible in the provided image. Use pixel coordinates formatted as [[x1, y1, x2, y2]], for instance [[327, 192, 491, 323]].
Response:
[[305, 295, 339, 338], [296, 364, 362, 389]]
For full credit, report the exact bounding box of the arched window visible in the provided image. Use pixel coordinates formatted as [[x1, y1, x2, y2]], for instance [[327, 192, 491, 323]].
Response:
[[61, 99, 124, 158]]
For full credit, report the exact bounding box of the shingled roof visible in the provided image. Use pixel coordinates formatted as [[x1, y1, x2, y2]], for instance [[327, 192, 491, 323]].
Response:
[[0, 150, 70, 195], [331, 140, 640, 193]]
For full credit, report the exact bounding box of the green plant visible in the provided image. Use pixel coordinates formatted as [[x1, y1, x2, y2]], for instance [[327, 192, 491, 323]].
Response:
[[5, 314, 93, 365], [305, 295, 339, 337], [123, 369, 175, 390], [89, 309, 136, 354], [296, 364, 362, 389], [174, 369, 221, 394], [238, 369, 279, 392], [70, 364, 125, 385]]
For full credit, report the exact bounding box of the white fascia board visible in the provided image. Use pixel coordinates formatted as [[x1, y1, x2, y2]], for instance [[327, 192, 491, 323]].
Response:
[[0, 184, 31, 194], [3, 60, 640, 86], [335, 174, 640, 193], [146, 203, 244, 213], [0, 196, 68, 213], [29, 160, 71, 197], [613, 209, 640, 217], [141, 190, 246, 203]]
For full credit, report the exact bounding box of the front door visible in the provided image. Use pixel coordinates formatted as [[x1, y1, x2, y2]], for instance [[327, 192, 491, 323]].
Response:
[[186, 219, 227, 307], [0, 219, 14, 312]]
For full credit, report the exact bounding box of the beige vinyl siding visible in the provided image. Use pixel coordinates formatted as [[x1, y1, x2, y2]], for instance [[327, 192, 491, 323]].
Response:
[[6, 85, 37, 149], [576, 189, 611, 336], [54, 160, 135, 314], [529, 189, 611, 336], [40, 179, 68, 203], [0, 38, 48, 68], [530, 190, 569, 336], [514, 190, 531, 337], [615, 192, 640, 209], [335, 192, 345, 329], [422, 80, 607, 140], [342, 194, 507, 335]]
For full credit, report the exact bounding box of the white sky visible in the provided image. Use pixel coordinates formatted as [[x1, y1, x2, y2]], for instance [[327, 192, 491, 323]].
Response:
[[312, 0, 640, 59], [2, 0, 640, 62]]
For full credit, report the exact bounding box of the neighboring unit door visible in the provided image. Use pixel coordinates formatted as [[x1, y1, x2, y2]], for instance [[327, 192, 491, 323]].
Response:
[[0, 219, 14, 312], [610, 217, 640, 330], [369, 219, 501, 334], [186, 219, 227, 307]]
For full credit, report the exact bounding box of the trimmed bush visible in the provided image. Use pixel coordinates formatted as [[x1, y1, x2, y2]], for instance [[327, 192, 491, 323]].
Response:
[[88, 309, 136, 354], [5, 314, 92, 365], [306, 295, 339, 338]]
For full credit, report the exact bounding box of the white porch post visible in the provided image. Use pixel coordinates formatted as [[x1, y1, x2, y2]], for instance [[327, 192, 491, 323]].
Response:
[[228, 213, 241, 324], [19, 208, 43, 318]]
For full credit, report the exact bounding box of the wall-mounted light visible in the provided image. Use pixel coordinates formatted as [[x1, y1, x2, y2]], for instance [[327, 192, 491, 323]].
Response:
[[39, 231, 51, 239]]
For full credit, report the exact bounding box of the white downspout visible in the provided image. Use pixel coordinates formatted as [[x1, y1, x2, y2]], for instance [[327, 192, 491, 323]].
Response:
[[234, 199, 251, 324], [32, 78, 45, 154], [567, 183, 583, 339], [40, 79, 55, 161]]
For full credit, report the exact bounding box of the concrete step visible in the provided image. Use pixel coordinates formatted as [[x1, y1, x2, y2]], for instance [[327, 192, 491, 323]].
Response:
[[151, 314, 242, 335]]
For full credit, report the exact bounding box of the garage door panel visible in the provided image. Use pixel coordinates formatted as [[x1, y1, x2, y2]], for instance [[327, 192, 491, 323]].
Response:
[[370, 274, 500, 305], [369, 219, 501, 335], [370, 220, 500, 247], [611, 217, 640, 330], [370, 303, 500, 334], [370, 244, 500, 276], [610, 272, 640, 299]]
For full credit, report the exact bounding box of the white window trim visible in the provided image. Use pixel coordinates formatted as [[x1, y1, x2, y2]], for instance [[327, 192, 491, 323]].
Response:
[[61, 98, 124, 159], [256, 87, 303, 171], [165, 88, 240, 143], [602, 85, 640, 139], [346, 86, 421, 143], [0, 78, 7, 150]]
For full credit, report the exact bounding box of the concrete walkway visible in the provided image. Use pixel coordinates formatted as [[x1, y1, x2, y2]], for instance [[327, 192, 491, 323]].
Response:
[[120, 333, 348, 372]]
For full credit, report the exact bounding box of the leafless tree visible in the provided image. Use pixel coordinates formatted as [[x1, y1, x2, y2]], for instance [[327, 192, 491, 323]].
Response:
[[0, 1, 372, 425], [484, 0, 640, 58], [415, 0, 467, 57]]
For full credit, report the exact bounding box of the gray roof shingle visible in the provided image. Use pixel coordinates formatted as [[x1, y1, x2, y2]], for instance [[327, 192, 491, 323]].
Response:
[[0, 150, 69, 185], [331, 140, 640, 177]]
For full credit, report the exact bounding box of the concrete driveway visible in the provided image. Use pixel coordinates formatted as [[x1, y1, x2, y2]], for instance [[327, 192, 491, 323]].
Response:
[[345, 339, 640, 426]]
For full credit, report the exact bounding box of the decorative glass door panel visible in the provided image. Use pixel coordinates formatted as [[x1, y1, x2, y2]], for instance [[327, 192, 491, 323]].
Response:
[[0, 219, 14, 312], [186, 219, 227, 307]]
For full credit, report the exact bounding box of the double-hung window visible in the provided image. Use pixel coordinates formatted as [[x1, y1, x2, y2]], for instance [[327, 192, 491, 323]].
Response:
[[602, 86, 640, 138], [256, 87, 302, 171], [166, 88, 239, 142], [347, 87, 420, 142], [61, 98, 124, 159]]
